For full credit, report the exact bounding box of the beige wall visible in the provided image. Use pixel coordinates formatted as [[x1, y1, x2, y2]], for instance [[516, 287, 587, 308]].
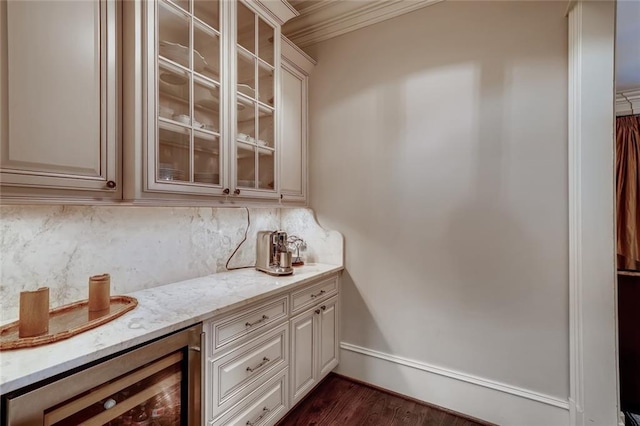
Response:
[[306, 0, 569, 414]]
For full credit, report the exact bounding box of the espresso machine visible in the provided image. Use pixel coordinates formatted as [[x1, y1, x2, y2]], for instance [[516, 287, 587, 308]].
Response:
[[255, 231, 294, 276]]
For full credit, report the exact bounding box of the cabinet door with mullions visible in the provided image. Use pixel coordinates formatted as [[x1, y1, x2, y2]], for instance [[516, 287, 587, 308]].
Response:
[[233, 1, 278, 199], [0, 0, 119, 200], [147, 0, 226, 195]]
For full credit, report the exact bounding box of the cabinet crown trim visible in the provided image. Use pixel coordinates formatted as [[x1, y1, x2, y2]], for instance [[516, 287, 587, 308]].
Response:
[[282, 36, 316, 75], [282, 0, 444, 47], [252, 0, 299, 25]]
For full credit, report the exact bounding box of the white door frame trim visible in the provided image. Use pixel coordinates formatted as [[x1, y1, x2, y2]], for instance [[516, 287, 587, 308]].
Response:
[[567, 1, 619, 425]]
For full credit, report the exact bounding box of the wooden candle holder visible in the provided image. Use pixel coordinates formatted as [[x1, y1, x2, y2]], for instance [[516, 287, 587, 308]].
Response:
[[88, 274, 111, 312], [19, 287, 50, 338]]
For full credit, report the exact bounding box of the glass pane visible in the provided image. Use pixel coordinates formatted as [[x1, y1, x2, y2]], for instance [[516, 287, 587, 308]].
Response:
[[158, 64, 190, 122], [258, 110, 273, 148], [158, 127, 190, 182], [194, 0, 219, 30], [237, 2, 255, 54], [194, 133, 220, 185], [194, 82, 219, 133], [170, 0, 189, 13], [47, 353, 183, 426], [237, 51, 255, 96], [237, 143, 256, 188], [258, 150, 274, 190], [158, 1, 190, 69], [258, 18, 274, 66], [257, 63, 273, 106], [237, 100, 256, 142], [194, 22, 219, 80]]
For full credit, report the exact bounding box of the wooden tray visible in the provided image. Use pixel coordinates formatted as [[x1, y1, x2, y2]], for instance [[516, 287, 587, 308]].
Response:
[[0, 296, 138, 351]]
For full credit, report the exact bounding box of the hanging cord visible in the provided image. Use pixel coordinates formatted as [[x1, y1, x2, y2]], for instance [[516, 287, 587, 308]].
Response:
[[225, 207, 254, 271]]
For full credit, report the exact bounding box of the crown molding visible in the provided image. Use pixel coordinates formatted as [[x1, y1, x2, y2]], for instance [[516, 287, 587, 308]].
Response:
[[282, 0, 445, 48], [281, 35, 317, 75], [251, 0, 299, 26], [616, 88, 640, 116]]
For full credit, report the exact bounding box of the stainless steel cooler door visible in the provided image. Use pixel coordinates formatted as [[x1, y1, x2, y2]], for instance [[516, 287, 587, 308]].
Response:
[[4, 323, 203, 426]]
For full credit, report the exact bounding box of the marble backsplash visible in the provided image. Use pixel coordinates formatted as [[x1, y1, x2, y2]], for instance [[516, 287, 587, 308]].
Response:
[[0, 206, 343, 323]]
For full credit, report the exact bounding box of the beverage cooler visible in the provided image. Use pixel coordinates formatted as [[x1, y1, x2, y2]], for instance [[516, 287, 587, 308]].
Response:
[[2, 324, 202, 425]]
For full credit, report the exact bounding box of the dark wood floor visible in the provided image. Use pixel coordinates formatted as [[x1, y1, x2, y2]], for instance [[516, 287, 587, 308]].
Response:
[[278, 374, 491, 426]]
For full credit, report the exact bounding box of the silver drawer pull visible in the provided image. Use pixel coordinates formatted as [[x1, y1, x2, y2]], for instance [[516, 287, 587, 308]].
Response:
[[310, 290, 326, 299], [245, 314, 269, 328], [246, 357, 270, 373], [246, 407, 270, 425]]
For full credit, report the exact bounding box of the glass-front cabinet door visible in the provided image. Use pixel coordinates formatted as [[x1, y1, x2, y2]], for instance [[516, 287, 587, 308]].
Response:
[[233, 2, 278, 198], [148, 0, 226, 195], [142, 0, 283, 199]]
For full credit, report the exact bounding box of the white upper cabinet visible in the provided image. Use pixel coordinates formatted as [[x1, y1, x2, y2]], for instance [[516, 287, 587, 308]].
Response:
[[233, 2, 279, 199], [280, 36, 315, 204], [0, 0, 120, 201], [124, 0, 296, 203], [1, 0, 304, 205], [140, 0, 228, 198]]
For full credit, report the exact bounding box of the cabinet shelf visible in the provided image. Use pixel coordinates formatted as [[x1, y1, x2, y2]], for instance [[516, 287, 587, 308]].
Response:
[[159, 139, 220, 155], [237, 140, 274, 154], [237, 45, 274, 72], [237, 92, 274, 116], [159, 117, 220, 137], [158, 90, 221, 117], [159, 56, 221, 86], [236, 83, 274, 109], [158, 120, 221, 156]]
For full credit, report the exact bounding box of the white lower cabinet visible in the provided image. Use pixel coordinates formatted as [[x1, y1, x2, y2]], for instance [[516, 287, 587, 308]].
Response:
[[204, 273, 340, 425], [290, 295, 339, 406], [318, 297, 339, 377], [209, 324, 288, 419], [210, 369, 289, 426]]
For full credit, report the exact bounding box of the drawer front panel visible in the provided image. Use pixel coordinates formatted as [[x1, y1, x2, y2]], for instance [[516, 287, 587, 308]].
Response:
[[211, 296, 288, 353], [210, 369, 288, 426], [291, 277, 338, 314], [210, 324, 288, 419]]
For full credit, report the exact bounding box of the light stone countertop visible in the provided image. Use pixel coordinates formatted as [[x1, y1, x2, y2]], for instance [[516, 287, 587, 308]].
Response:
[[0, 263, 342, 395]]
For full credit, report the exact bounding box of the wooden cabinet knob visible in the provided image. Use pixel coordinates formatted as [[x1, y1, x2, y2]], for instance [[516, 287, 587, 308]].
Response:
[[106, 180, 116, 189], [234, 188, 241, 195]]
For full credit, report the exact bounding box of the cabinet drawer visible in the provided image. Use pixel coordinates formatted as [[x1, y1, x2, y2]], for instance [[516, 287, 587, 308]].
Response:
[[210, 296, 288, 353], [210, 368, 288, 426], [291, 277, 338, 314], [209, 324, 288, 419]]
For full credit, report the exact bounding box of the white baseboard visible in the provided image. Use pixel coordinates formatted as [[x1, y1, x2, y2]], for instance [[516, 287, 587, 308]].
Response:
[[337, 342, 570, 426]]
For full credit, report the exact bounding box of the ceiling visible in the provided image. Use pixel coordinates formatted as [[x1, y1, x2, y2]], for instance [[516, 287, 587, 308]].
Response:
[[616, 0, 640, 91], [283, 0, 639, 92]]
